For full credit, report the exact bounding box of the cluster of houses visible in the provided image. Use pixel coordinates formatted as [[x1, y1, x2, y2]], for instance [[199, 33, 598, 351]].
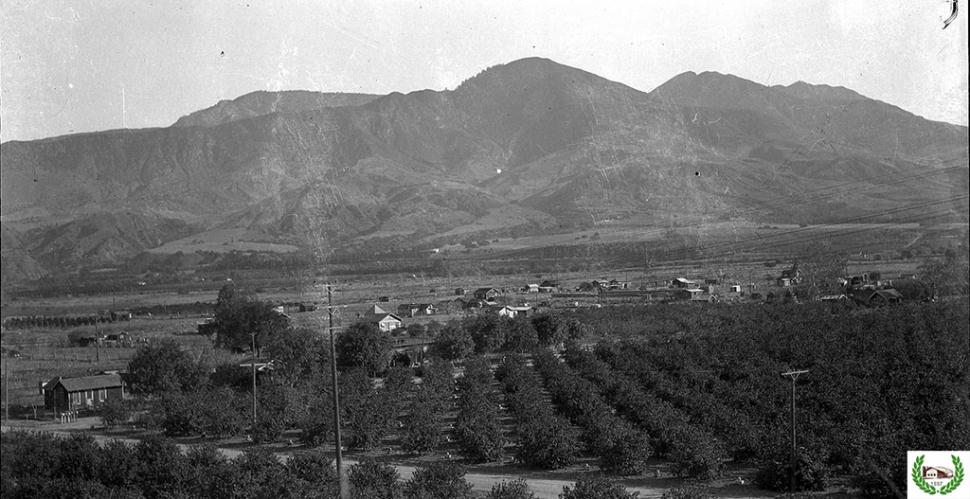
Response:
[[357, 286, 546, 333], [72, 332, 138, 348], [838, 273, 904, 305], [575, 279, 630, 292]]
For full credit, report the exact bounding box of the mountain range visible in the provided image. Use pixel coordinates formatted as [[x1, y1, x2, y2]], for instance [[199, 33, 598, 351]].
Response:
[[1, 57, 967, 283]]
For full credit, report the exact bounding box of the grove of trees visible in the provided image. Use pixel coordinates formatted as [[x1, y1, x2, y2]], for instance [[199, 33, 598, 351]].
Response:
[[110, 281, 966, 496]]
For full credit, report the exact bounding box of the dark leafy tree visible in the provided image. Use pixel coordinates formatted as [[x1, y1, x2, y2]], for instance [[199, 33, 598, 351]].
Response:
[[337, 321, 392, 376], [430, 320, 474, 361], [463, 314, 508, 354], [99, 439, 139, 490], [348, 459, 400, 499], [401, 388, 444, 455], [263, 326, 331, 385], [132, 435, 189, 499], [503, 316, 539, 352], [341, 368, 397, 450], [285, 450, 340, 499], [559, 475, 640, 499], [405, 322, 427, 338], [532, 313, 569, 347], [127, 339, 208, 394], [99, 396, 133, 427], [403, 462, 473, 499], [211, 282, 292, 355], [660, 486, 714, 499], [486, 479, 537, 499], [252, 383, 298, 444], [231, 447, 290, 499], [295, 374, 335, 447], [184, 445, 235, 499], [151, 388, 246, 438], [455, 357, 505, 462], [920, 238, 970, 296]]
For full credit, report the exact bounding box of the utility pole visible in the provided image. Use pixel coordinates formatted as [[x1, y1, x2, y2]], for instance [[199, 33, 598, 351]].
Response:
[[328, 283, 345, 498], [4, 359, 9, 421], [781, 369, 809, 493], [251, 332, 258, 429]]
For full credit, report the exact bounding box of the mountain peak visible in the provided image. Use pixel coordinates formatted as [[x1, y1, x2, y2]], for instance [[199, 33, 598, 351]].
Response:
[[779, 80, 864, 101], [172, 90, 380, 128]]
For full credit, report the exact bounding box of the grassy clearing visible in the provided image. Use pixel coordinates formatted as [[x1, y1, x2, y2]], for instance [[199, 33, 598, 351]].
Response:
[[147, 227, 300, 254]]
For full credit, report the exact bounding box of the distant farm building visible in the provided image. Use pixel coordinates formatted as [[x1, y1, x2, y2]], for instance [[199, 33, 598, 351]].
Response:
[[396, 303, 436, 318], [676, 288, 706, 300], [672, 278, 696, 289], [489, 305, 535, 318], [361, 305, 403, 332], [43, 374, 124, 412], [849, 288, 903, 306], [463, 298, 490, 310], [473, 287, 501, 300]]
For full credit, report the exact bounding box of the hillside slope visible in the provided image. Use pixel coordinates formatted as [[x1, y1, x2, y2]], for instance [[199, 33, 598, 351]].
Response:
[[1, 57, 966, 282]]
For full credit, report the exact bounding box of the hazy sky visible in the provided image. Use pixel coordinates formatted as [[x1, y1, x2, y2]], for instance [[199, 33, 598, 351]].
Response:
[[2, 0, 967, 143]]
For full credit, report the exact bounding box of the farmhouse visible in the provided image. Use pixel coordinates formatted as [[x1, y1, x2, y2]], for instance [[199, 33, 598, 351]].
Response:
[[463, 298, 491, 310], [524, 284, 540, 293], [396, 303, 436, 318], [43, 374, 124, 412], [538, 280, 558, 292], [361, 305, 403, 332], [675, 288, 706, 301], [780, 267, 800, 284], [488, 305, 535, 318], [473, 287, 501, 300], [671, 278, 696, 288], [689, 292, 718, 303], [850, 288, 903, 306]]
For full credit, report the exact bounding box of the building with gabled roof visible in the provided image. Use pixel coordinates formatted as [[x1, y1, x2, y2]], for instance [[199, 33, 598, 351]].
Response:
[[672, 278, 696, 288], [360, 304, 403, 332], [43, 374, 124, 412], [396, 303, 436, 318], [473, 287, 500, 300]]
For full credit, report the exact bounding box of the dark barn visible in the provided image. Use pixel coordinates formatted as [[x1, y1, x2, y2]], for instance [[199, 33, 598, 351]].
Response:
[[43, 374, 124, 413]]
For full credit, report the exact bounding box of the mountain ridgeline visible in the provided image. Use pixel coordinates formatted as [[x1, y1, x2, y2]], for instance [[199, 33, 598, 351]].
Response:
[[1, 57, 967, 282]]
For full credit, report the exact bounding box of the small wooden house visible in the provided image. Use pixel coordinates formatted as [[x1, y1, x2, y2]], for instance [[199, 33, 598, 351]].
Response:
[[473, 287, 500, 300], [672, 278, 696, 289], [361, 305, 403, 332], [396, 303, 436, 318], [43, 374, 124, 412]]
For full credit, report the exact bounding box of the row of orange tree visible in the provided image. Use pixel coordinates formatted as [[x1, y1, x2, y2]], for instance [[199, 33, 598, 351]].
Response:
[[561, 299, 970, 495]]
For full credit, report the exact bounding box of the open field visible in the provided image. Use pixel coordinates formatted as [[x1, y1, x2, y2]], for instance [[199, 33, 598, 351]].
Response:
[[147, 227, 301, 254]]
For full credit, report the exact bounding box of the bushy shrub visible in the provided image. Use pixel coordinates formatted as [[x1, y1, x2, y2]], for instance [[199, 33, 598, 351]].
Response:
[[559, 475, 639, 499], [99, 396, 133, 427], [660, 486, 714, 499], [487, 479, 537, 499], [403, 462, 473, 499], [754, 449, 829, 492], [349, 459, 400, 499]]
